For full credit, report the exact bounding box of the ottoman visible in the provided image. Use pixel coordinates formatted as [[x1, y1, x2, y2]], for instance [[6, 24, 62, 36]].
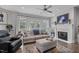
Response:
[[36, 38, 56, 53]]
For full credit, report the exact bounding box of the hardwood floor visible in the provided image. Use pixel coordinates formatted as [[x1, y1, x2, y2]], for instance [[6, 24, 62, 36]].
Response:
[[57, 40, 79, 53], [16, 40, 79, 53]]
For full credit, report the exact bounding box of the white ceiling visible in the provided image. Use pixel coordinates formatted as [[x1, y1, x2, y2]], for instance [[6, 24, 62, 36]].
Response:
[[0, 5, 77, 17]]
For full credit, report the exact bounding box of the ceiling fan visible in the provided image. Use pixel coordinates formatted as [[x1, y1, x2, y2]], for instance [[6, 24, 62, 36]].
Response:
[[37, 5, 52, 13]]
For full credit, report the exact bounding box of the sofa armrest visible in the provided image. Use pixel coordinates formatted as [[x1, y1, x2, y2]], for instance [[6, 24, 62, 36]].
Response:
[[0, 41, 11, 44], [10, 37, 20, 41], [0, 41, 11, 53]]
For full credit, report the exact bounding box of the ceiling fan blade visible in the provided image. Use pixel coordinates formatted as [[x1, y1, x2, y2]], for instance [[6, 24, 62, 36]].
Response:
[[47, 5, 52, 9], [46, 10, 52, 13]]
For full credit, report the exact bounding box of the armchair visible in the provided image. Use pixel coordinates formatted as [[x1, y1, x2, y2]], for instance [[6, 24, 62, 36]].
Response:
[[0, 30, 22, 53]]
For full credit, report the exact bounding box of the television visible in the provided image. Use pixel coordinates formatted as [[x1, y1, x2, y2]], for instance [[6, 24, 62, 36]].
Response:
[[57, 14, 69, 24]]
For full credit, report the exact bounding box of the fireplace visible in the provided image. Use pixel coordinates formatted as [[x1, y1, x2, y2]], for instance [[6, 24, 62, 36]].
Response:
[[58, 32, 68, 41]]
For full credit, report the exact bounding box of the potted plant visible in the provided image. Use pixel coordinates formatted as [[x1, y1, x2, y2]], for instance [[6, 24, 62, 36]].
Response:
[[6, 24, 13, 32]]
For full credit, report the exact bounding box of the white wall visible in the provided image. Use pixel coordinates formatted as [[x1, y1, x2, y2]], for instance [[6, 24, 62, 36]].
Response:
[[75, 8, 79, 26], [0, 9, 17, 36], [0, 24, 6, 30], [74, 7, 79, 43], [0, 9, 8, 30]]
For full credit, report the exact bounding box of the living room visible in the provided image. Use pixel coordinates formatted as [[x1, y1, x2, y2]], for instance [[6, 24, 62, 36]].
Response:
[[0, 5, 79, 53]]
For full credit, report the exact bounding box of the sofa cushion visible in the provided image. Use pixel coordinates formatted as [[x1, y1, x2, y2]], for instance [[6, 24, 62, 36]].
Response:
[[23, 35, 49, 43], [0, 36, 11, 41], [0, 30, 10, 38], [10, 37, 20, 41]]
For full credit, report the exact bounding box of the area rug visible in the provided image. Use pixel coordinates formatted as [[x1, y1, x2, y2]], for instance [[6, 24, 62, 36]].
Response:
[[17, 43, 73, 53], [24, 44, 73, 53], [24, 44, 39, 53]]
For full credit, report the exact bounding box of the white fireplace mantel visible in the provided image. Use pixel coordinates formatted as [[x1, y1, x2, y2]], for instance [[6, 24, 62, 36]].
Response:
[[56, 24, 74, 43]]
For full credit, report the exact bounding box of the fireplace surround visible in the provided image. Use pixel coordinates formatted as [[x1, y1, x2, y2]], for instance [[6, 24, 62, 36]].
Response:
[[58, 32, 68, 41]]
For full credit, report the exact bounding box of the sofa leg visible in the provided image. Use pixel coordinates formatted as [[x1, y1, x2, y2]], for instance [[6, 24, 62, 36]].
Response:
[[20, 45, 25, 53]]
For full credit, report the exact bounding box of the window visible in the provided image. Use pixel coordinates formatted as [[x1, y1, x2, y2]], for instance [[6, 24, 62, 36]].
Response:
[[18, 16, 50, 33], [20, 21, 26, 29]]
